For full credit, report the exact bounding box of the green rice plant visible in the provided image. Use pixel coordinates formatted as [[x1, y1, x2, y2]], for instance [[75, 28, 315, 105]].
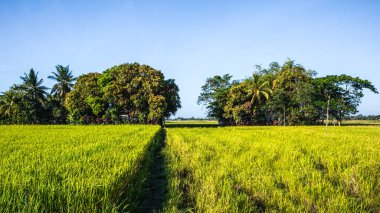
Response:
[[0, 125, 162, 212], [163, 126, 380, 212]]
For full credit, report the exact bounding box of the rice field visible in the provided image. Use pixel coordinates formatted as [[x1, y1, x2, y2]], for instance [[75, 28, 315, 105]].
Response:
[[163, 126, 380, 212], [0, 125, 162, 212], [1, 125, 379, 212]]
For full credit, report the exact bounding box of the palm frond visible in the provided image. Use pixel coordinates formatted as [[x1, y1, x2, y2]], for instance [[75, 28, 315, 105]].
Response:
[[261, 91, 269, 100]]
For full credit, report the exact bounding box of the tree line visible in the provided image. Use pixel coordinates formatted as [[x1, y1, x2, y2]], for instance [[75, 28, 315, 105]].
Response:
[[0, 63, 181, 125], [198, 59, 378, 126], [347, 114, 380, 120]]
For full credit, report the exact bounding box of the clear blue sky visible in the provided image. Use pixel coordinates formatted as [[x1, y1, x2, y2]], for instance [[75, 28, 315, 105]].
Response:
[[1, 0, 379, 117]]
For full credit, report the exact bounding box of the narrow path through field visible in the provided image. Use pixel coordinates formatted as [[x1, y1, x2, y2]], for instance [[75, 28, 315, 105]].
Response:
[[136, 129, 168, 213]]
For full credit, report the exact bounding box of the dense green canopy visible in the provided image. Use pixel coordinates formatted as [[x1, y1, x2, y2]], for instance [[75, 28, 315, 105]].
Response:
[[0, 63, 181, 125], [198, 59, 378, 126]]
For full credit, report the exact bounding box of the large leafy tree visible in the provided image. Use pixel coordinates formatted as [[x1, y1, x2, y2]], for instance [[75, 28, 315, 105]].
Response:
[[163, 79, 181, 119], [198, 74, 236, 125], [45, 96, 68, 124], [223, 82, 252, 125], [66, 63, 181, 125], [313, 75, 378, 126], [98, 63, 179, 124], [65, 72, 105, 124], [48, 65, 77, 103], [270, 60, 317, 125]]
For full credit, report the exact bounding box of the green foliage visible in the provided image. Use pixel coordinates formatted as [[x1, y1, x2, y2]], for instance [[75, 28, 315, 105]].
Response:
[[78, 62, 180, 125], [163, 79, 181, 118], [0, 89, 30, 124], [0, 63, 180, 125], [224, 82, 252, 124], [98, 63, 168, 124], [11, 69, 49, 124], [198, 74, 236, 125], [224, 75, 273, 125], [44, 96, 68, 124], [85, 96, 106, 116], [199, 59, 378, 125], [65, 72, 104, 123], [270, 60, 318, 125], [48, 65, 77, 103], [164, 126, 380, 212], [313, 75, 379, 124]]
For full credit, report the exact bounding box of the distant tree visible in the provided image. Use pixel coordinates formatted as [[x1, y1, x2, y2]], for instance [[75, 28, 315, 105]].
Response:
[[45, 65, 77, 123], [65, 73, 105, 124], [44, 96, 67, 124], [163, 79, 181, 119], [98, 63, 177, 124], [247, 74, 272, 111], [1, 63, 180, 125], [271, 60, 317, 125], [0, 90, 19, 118], [199, 59, 378, 126], [313, 75, 379, 127], [0, 89, 27, 123], [66, 63, 181, 125], [224, 82, 252, 125], [223, 74, 272, 125], [14, 68, 48, 123], [255, 62, 281, 82], [348, 114, 380, 120], [198, 74, 236, 125], [48, 65, 77, 103]]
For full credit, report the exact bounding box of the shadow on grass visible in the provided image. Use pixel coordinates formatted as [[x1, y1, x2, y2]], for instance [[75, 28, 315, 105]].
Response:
[[135, 129, 168, 213], [109, 129, 167, 212]]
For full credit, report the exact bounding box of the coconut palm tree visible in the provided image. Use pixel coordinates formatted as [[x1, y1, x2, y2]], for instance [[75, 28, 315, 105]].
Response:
[[15, 68, 49, 123], [247, 74, 273, 108], [244, 74, 273, 124], [48, 65, 77, 103], [0, 90, 20, 118], [17, 68, 49, 103]]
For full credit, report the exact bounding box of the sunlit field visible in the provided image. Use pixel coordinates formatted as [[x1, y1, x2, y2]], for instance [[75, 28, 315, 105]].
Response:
[[1, 124, 379, 212], [164, 126, 380, 212], [0, 125, 162, 212]]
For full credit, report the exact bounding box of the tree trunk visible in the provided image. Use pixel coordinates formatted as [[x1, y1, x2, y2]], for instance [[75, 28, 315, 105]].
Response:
[[283, 107, 286, 126], [325, 97, 330, 133]]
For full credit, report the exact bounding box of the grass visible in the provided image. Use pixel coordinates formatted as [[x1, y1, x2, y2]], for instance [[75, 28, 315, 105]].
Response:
[[1, 124, 379, 212], [0, 125, 162, 212], [163, 126, 380, 212]]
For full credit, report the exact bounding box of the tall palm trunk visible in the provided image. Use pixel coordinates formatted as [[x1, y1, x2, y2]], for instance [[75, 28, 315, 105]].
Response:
[[325, 96, 330, 133]]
